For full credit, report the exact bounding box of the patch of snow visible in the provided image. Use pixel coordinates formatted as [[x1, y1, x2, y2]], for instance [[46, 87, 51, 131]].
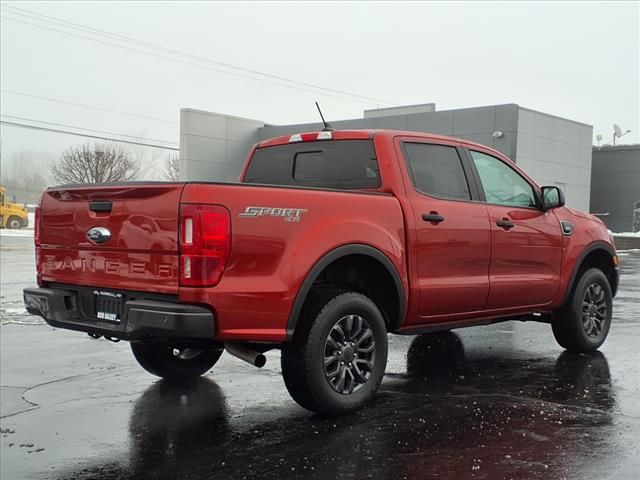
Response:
[[3, 307, 28, 315], [0, 228, 34, 238], [0, 306, 43, 325], [0, 317, 45, 326], [613, 231, 640, 237]]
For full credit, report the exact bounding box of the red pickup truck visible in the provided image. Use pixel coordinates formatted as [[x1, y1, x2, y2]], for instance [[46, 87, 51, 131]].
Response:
[[24, 129, 619, 415]]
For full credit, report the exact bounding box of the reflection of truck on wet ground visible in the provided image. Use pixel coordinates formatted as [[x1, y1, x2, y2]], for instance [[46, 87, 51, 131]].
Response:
[[0, 186, 29, 229]]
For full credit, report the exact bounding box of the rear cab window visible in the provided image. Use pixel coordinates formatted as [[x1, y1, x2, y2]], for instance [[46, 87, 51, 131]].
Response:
[[243, 140, 380, 190]]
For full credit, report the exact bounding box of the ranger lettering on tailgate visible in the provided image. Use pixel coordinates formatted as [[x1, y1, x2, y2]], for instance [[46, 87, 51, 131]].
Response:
[[44, 255, 174, 277]]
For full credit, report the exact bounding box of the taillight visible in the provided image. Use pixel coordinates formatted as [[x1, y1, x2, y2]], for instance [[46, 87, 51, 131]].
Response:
[[34, 205, 42, 286], [34, 205, 41, 244], [179, 204, 230, 287]]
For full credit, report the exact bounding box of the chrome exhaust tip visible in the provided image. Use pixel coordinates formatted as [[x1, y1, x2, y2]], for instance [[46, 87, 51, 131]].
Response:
[[225, 342, 267, 368]]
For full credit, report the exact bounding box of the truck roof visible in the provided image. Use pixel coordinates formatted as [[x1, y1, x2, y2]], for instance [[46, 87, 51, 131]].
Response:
[[257, 129, 506, 157]]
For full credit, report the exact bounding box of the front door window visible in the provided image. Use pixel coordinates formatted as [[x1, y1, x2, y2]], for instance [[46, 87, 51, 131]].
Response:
[[470, 150, 537, 208]]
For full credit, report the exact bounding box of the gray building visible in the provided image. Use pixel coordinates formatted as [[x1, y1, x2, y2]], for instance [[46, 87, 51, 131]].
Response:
[[590, 144, 640, 232], [180, 103, 593, 211]]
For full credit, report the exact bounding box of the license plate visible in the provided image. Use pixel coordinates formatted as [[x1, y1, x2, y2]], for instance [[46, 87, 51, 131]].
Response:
[[94, 290, 123, 323]]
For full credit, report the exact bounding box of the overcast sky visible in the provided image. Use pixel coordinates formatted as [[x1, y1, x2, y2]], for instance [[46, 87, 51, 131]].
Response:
[[1, 0, 638, 168]]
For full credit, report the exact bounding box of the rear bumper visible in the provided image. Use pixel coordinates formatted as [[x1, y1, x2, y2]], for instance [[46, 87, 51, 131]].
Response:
[[23, 287, 215, 341]]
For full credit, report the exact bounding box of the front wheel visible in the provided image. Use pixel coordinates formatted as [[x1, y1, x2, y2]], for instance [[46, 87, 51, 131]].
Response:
[[281, 290, 388, 415], [552, 268, 613, 353], [131, 342, 223, 380], [7, 216, 22, 229]]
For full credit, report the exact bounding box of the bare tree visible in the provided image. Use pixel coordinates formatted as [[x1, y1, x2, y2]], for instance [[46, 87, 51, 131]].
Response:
[[163, 154, 181, 181], [51, 142, 139, 184], [1, 152, 51, 203]]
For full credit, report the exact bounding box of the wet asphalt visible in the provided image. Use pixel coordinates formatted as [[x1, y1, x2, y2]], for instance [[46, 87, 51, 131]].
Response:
[[1, 234, 639, 480]]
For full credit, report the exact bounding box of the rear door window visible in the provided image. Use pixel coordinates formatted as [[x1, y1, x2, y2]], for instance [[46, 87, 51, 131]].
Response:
[[402, 143, 471, 200], [244, 140, 380, 189]]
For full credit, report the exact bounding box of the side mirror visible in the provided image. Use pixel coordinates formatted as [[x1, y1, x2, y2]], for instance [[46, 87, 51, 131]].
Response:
[[541, 186, 565, 210]]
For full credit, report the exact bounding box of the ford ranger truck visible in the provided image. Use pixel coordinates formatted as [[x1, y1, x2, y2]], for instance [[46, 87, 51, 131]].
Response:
[[23, 130, 619, 415]]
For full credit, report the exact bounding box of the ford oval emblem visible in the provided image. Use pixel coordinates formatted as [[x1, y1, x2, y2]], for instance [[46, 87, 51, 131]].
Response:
[[87, 227, 111, 244]]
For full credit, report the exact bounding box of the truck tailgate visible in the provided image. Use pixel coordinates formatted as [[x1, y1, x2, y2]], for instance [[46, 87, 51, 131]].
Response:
[[39, 183, 185, 294]]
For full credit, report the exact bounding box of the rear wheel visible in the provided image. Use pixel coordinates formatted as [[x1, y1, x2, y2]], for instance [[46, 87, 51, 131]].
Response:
[[7, 216, 22, 229], [131, 342, 223, 380], [281, 290, 388, 415], [552, 268, 612, 353]]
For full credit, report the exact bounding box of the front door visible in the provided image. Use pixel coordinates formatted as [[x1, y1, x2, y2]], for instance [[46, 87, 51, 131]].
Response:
[[399, 140, 491, 321], [468, 149, 563, 309]]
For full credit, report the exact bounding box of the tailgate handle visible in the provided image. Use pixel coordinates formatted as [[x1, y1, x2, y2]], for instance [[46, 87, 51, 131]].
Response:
[[89, 201, 112, 213]]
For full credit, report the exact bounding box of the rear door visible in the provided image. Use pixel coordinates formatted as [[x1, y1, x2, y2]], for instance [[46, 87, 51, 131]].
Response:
[[467, 149, 562, 309], [397, 138, 491, 322], [39, 183, 185, 294]]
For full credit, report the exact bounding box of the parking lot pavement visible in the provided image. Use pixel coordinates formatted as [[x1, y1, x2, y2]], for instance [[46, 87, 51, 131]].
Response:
[[1, 235, 639, 480]]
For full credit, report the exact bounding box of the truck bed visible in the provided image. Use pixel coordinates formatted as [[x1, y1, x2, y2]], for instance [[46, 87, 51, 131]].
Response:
[[37, 181, 406, 341]]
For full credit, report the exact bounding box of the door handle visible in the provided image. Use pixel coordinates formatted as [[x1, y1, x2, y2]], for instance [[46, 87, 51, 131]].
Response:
[[496, 218, 514, 229], [422, 212, 445, 223]]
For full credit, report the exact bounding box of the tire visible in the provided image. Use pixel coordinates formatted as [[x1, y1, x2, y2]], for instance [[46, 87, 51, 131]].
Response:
[[131, 342, 223, 380], [7, 216, 22, 229], [552, 268, 613, 353], [281, 290, 388, 415]]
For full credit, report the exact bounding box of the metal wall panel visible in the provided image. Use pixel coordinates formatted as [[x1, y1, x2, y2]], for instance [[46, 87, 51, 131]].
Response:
[[179, 108, 264, 182], [590, 145, 640, 232], [515, 108, 593, 211], [257, 104, 519, 159]]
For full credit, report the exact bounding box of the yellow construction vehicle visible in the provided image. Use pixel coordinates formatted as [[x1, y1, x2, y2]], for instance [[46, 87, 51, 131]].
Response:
[[0, 186, 29, 229]]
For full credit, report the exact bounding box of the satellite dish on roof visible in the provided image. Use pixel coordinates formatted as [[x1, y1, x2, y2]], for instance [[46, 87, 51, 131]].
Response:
[[612, 124, 631, 145], [614, 124, 622, 137]]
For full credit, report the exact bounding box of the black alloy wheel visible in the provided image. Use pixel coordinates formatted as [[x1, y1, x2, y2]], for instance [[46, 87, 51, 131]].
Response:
[[581, 283, 608, 338], [323, 314, 376, 395], [552, 267, 613, 353], [281, 290, 388, 415]]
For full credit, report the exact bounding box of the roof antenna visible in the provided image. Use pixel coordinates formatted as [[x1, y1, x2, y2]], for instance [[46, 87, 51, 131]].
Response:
[[315, 101, 335, 131]]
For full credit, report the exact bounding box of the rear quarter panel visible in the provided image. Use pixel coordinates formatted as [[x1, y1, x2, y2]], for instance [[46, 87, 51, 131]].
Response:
[[180, 183, 406, 341]]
